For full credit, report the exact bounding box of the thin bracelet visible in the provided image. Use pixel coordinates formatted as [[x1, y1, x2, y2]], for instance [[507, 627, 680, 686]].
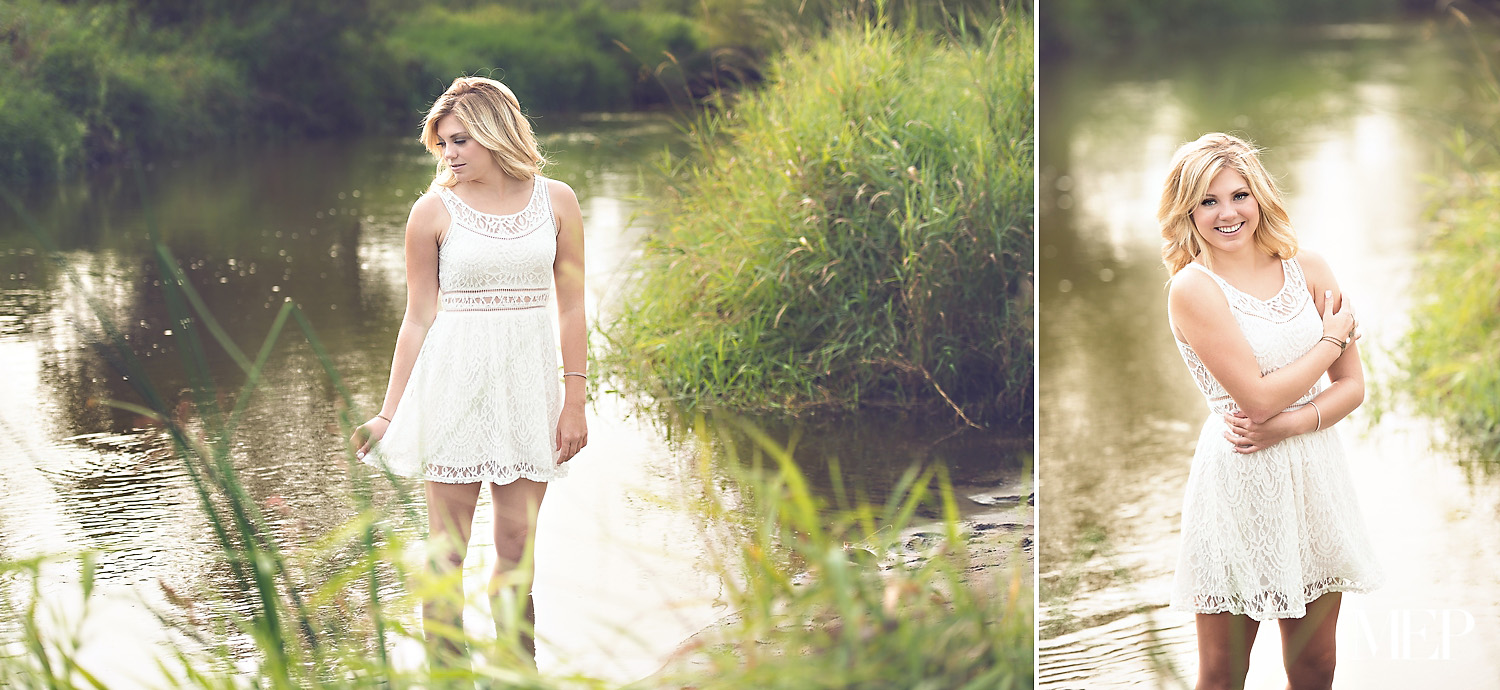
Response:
[[375, 413, 392, 423], [562, 371, 588, 379], [1308, 400, 1323, 432], [1319, 335, 1347, 352]]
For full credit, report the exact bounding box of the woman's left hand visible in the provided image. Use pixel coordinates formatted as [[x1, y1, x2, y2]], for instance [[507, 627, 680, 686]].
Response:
[[556, 404, 588, 463], [1222, 410, 1302, 454]]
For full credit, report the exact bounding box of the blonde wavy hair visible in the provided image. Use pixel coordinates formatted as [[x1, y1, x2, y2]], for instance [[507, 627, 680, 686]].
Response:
[[1159, 132, 1296, 275], [420, 76, 547, 191]]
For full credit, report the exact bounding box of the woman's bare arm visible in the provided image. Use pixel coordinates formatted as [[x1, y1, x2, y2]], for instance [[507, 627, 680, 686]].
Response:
[[351, 194, 446, 456], [551, 180, 588, 463], [1223, 252, 1365, 451], [1300, 251, 1365, 424]]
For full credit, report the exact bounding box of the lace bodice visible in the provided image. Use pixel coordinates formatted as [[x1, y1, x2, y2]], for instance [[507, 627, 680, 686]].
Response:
[[1174, 258, 1323, 415], [435, 177, 556, 311]]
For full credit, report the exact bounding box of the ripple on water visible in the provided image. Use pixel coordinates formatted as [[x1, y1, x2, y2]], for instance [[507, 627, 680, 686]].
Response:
[[42, 430, 202, 583], [1039, 610, 1195, 689]]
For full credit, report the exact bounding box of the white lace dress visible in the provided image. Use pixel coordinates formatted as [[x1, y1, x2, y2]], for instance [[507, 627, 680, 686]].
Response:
[[1170, 258, 1381, 621], [367, 176, 566, 484]]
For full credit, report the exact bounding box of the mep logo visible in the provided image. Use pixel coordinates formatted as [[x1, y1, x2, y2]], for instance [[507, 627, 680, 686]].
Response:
[[1346, 609, 1476, 661]]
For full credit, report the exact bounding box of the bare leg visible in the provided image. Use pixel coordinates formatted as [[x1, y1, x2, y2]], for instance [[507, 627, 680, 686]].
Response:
[[1197, 612, 1261, 690], [425, 481, 482, 669], [1279, 593, 1342, 690], [487, 478, 547, 667]]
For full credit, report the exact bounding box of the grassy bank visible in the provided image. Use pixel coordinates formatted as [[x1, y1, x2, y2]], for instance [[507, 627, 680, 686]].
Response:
[[602, 13, 1033, 427], [2, 0, 1019, 188], [0, 0, 715, 187], [1395, 174, 1500, 461]]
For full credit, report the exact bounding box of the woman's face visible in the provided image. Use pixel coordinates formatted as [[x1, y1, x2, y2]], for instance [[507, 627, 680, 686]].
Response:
[[1190, 167, 1260, 258], [434, 114, 495, 182]]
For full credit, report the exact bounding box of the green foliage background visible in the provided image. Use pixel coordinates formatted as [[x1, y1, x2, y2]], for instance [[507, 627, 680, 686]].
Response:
[[0, 0, 765, 186], [1040, 0, 1412, 53]]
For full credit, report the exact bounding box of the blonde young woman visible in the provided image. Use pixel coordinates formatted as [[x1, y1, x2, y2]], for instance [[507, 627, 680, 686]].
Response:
[[1160, 133, 1383, 690], [349, 76, 588, 666]]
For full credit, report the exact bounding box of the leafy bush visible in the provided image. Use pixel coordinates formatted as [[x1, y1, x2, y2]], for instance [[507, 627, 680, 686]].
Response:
[[0, 0, 246, 182]]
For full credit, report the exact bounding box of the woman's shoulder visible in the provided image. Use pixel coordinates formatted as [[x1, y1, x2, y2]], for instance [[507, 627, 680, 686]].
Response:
[[404, 190, 451, 237], [410, 190, 449, 218], [1167, 263, 1230, 317], [542, 177, 579, 205], [1290, 249, 1338, 286], [1292, 249, 1333, 280], [1168, 262, 1216, 294], [542, 177, 583, 224]]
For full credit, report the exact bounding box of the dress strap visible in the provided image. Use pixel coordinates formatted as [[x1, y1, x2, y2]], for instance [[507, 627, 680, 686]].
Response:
[[1182, 259, 1306, 322], [1282, 257, 1307, 293], [436, 187, 463, 217], [535, 177, 556, 235], [1181, 261, 1234, 294]]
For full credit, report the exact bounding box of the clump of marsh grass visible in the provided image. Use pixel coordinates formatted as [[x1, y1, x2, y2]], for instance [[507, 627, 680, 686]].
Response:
[[652, 416, 1032, 689], [602, 10, 1034, 428]]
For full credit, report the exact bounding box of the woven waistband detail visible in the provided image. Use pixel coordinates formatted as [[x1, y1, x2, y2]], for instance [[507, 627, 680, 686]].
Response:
[[441, 288, 550, 311]]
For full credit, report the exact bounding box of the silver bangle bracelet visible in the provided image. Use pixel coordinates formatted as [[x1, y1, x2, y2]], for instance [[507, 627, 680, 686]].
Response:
[[562, 371, 588, 379], [1308, 400, 1323, 432]]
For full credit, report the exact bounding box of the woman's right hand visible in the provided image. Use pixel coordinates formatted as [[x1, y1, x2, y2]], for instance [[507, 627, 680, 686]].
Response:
[[350, 416, 390, 460], [1320, 289, 1358, 344]]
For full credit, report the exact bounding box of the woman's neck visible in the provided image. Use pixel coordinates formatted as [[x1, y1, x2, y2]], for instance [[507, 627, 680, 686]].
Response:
[[457, 172, 530, 200], [1203, 247, 1277, 280]]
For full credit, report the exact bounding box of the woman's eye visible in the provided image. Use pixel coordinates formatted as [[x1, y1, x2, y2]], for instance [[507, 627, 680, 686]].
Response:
[[1200, 199, 1216, 207], [1234, 192, 1250, 201], [453, 139, 466, 145]]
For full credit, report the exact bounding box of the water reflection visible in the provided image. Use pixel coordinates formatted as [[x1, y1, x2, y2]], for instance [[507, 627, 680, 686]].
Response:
[[1041, 23, 1500, 688]]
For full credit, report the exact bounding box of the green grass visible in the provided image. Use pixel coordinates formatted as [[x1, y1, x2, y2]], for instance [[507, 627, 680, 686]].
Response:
[[385, 3, 708, 114], [602, 12, 1034, 427], [1390, 171, 1500, 462]]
